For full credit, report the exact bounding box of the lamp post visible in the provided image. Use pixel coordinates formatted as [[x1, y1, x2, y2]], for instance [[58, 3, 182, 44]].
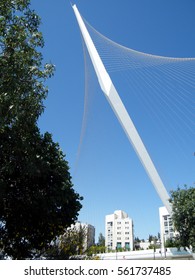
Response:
[[164, 233, 167, 259], [153, 238, 156, 260]]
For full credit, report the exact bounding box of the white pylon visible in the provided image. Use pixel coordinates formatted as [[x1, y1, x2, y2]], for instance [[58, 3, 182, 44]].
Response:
[[72, 4, 172, 215]]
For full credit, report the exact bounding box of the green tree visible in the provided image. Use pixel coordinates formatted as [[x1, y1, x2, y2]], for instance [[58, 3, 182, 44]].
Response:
[[46, 224, 87, 260], [87, 233, 106, 257], [170, 186, 195, 252], [97, 233, 105, 246], [148, 235, 153, 243], [134, 237, 141, 250], [88, 244, 106, 256], [0, 0, 82, 259], [88, 245, 98, 256], [134, 237, 141, 243], [148, 234, 158, 243], [0, 127, 83, 259], [165, 238, 180, 248], [0, 0, 54, 130]]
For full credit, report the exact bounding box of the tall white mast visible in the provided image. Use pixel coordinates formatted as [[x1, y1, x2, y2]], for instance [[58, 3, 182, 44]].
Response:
[[72, 4, 172, 215]]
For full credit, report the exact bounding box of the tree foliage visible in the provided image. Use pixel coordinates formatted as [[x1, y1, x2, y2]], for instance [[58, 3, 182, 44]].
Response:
[[170, 186, 195, 252], [97, 233, 105, 246], [164, 238, 180, 248], [87, 233, 106, 256], [45, 224, 87, 260], [0, 127, 82, 259], [87, 244, 106, 256], [0, 0, 82, 259], [0, 0, 54, 130]]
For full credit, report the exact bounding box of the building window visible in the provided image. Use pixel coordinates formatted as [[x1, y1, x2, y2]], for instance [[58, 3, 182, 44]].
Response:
[[116, 242, 122, 249], [125, 242, 130, 249], [125, 232, 129, 234], [117, 222, 121, 225], [117, 232, 121, 235]]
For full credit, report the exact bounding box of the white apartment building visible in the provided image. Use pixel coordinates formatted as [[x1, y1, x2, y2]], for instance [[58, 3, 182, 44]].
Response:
[[105, 210, 134, 251], [159, 206, 175, 248]]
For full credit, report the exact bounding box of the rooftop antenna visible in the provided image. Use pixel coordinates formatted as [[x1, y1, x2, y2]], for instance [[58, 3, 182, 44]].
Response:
[[72, 4, 172, 215]]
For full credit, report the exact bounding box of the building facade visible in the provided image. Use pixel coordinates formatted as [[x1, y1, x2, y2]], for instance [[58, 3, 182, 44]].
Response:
[[105, 210, 134, 251], [159, 206, 175, 248]]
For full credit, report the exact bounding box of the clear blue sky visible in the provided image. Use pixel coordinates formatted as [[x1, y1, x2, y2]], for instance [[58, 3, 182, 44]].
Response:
[[31, 0, 195, 241]]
